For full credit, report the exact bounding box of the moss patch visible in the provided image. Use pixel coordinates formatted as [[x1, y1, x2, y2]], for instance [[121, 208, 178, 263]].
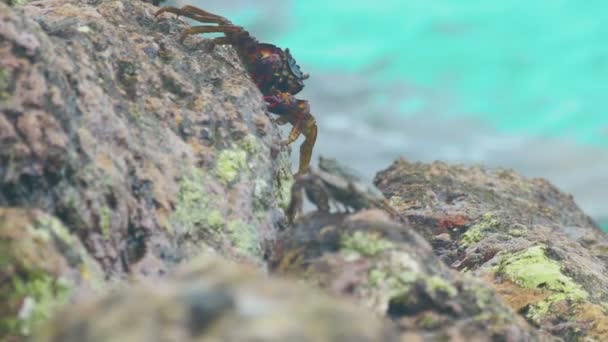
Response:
[[99, 207, 111, 239], [170, 169, 226, 236], [7, 274, 73, 336], [341, 231, 394, 257], [427, 276, 458, 298], [497, 245, 588, 324], [214, 148, 248, 185], [0, 209, 103, 338], [227, 220, 261, 258], [238, 134, 260, 155], [461, 212, 500, 246], [0, 67, 10, 102]]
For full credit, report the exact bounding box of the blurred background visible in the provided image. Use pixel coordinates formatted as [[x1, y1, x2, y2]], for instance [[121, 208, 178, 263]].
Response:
[[171, 0, 607, 229]]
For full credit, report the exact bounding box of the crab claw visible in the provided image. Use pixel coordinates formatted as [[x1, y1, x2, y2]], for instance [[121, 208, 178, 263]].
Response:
[[263, 95, 281, 107]]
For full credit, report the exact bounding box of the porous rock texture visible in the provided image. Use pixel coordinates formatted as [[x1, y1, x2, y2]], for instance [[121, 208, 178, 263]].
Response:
[[2, 0, 607, 341], [375, 159, 608, 341], [270, 209, 548, 341], [0, 0, 293, 338]]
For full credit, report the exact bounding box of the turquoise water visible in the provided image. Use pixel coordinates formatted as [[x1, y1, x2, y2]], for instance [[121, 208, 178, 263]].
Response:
[[277, 1, 608, 146], [189, 0, 608, 226], [192, 1, 608, 145]]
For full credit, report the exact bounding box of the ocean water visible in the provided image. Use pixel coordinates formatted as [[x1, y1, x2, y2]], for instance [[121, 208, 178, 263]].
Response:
[[178, 0, 607, 227]]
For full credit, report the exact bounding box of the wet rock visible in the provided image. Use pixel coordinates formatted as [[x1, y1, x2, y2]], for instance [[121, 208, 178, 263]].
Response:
[[0, 0, 292, 338], [375, 159, 608, 341], [270, 207, 548, 340], [35, 256, 399, 342]]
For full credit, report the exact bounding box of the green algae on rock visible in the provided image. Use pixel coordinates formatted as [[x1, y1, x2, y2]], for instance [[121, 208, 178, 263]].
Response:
[[496, 245, 589, 326], [270, 209, 544, 340], [0, 208, 103, 339], [375, 159, 608, 340], [498, 245, 588, 299], [1, 0, 291, 268], [460, 212, 501, 246], [1, 0, 294, 339], [215, 148, 249, 185]]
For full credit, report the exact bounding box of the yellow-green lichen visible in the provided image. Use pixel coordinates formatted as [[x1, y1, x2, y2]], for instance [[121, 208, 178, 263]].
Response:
[[364, 250, 462, 315], [341, 231, 394, 257], [0, 67, 10, 102], [461, 212, 501, 246], [367, 266, 417, 300], [368, 269, 389, 287], [99, 207, 111, 239], [8, 275, 73, 336], [426, 276, 458, 298], [215, 148, 248, 185], [170, 169, 226, 235], [498, 245, 588, 323], [227, 220, 261, 258], [239, 134, 261, 155], [508, 228, 525, 237], [0, 211, 103, 338], [206, 210, 225, 231], [7, 0, 29, 6]]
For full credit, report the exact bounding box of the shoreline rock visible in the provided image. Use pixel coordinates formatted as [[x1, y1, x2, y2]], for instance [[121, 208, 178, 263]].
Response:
[[0, 0, 291, 337], [1, 0, 606, 341], [375, 159, 608, 340], [270, 209, 549, 341]]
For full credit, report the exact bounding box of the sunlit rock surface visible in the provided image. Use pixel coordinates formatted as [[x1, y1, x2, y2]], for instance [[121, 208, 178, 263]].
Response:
[[271, 208, 549, 341], [0, 0, 292, 337], [375, 159, 608, 341]]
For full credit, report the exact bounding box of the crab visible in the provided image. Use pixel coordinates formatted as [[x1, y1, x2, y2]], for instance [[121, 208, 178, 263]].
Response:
[[287, 156, 405, 223], [154, 5, 317, 175]]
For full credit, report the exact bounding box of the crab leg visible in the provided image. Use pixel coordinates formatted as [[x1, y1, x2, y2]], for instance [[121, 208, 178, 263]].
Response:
[[265, 93, 317, 174], [210, 37, 232, 46], [155, 6, 231, 25], [177, 25, 243, 43], [298, 118, 317, 175], [286, 172, 329, 223]]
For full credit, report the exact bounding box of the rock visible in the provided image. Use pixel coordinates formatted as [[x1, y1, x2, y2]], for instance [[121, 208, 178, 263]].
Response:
[[270, 208, 548, 340], [35, 255, 399, 342], [0, 208, 104, 339], [375, 159, 608, 341], [0, 0, 292, 338]]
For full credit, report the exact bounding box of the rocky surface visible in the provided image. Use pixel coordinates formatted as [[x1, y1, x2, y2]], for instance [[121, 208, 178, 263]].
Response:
[[375, 159, 608, 341], [0, 208, 104, 337], [35, 255, 398, 342], [0, 0, 292, 338], [271, 208, 546, 341], [2, 0, 607, 341]]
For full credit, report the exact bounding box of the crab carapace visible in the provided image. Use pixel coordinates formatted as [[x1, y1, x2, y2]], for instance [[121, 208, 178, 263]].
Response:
[[155, 5, 317, 175]]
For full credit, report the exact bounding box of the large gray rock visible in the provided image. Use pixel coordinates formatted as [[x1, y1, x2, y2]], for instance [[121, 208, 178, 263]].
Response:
[[0, 0, 292, 338], [375, 159, 608, 341], [271, 207, 547, 340]]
